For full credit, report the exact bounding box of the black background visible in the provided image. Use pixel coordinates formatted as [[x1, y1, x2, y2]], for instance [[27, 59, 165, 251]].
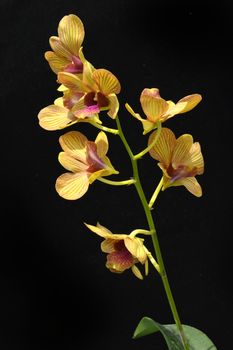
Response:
[[1, 1, 232, 349]]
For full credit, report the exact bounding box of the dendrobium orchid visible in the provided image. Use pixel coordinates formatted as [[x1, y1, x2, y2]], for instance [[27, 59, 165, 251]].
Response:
[[38, 13, 216, 349], [149, 127, 204, 197], [45, 14, 85, 74], [85, 223, 150, 279], [127, 88, 202, 134], [58, 53, 121, 119], [56, 131, 118, 200]]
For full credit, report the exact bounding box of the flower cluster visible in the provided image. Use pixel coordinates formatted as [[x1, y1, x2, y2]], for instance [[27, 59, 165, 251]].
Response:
[[38, 14, 204, 279]]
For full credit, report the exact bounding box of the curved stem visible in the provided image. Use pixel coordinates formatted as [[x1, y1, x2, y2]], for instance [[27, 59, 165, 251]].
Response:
[[130, 229, 155, 237], [89, 121, 119, 135], [149, 176, 164, 209], [97, 177, 135, 186], [134, 122, 162, 160], [115, 115, 189, 350]]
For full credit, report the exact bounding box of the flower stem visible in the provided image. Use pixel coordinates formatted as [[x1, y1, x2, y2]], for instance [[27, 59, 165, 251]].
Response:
[[134, 121, 162, 160], [97, 177, 135, 186], [115, 115, 190, 350], [89, 121, 119, 135], [148, 176, 164, 209]]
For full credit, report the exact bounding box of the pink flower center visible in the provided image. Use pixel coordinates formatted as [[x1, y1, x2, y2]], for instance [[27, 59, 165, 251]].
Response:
[[63, 55, 83, 74], [167, 164, 197, 182]]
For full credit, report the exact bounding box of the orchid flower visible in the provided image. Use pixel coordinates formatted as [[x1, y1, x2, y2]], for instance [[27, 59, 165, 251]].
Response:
[[56, 131, 118, 200], [45, 14, 85, 74], [38, 93, 101, 131], [128, 88, 202, 134], [149, 127, 204, 197], [85, 223, 149, 279], [57, 50, 121, 119]]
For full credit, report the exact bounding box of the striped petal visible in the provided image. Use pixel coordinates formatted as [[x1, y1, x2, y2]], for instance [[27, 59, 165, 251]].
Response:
[[44, 51, 69, 74], [92, 69, 121, 95], [59, 131, 87, 162], [95, 131, 108, 157], [124, 237, 147, 264], [189, 142, 204, 174], [172, 134, 193, 168], [164, 94, 202, 119], [173, 177, 203, 197], [79, 48, 96, 89], [84, 223, 115, 238], [55, 172, 89, 200], [58, 72, 88, 92], [140, 89, 168, 122], [107, 94, 119, 119], [101, 239, 117, 253], [38, 105, 75, 130], [149, 128, 176, 167], [58, 152, 88, 172], [49, 36, 71, 59], [58, 14, 84, 56]]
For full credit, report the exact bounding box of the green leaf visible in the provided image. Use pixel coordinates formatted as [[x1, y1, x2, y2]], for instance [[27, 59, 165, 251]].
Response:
[[133, 317, 217, 350]]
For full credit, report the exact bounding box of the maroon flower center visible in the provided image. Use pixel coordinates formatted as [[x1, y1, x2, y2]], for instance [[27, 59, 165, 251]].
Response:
[[106, 240, 135, 273], [84, 92, 109, 109], [86, 141, 106, 173]]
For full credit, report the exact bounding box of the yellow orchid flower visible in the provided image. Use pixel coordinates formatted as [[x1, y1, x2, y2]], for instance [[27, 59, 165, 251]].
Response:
[[56, 131, 118, 200], [148, 127, 204, 197], [58, 51, 121, 119], [85, 223, 149, 279], [129, 88, 202, 134], [38, 93, 101, 131], [45, 14, 85, 74]]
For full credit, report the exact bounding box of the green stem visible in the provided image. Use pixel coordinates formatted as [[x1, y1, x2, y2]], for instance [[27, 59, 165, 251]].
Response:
[[149, 176, 164, 209], [115, 115, 189, 350], [97, 177, 135, 186], [89, 121, 119, 135], [134, 121, 162, 160]]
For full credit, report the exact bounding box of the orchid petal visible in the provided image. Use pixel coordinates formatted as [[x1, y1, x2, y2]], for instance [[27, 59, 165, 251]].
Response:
[[173, 177, 203, 197], [131, 265, 143, 280], [107, 94, 120, 119], [124, 237, 147, 264], [95, 131, 108, 157], [101, 239, 117, 253], [172, 134, 193, 167], [49, 36, 71, 59], [38, 105, 75, 130], [92, 69, 121, 95], [59, 131, 87, 162], [189, 142, 204, 174], [58, 14, 84, 56], [149, 128, 176, 167], [58, 72, 88, 92], [140, 89, 168, 122], [55, 172, 89, 200], [164, 94, 202, 119], [84, 223, 113, 238], [44, 51, 69, 74], [58, 152, 88, 172]]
